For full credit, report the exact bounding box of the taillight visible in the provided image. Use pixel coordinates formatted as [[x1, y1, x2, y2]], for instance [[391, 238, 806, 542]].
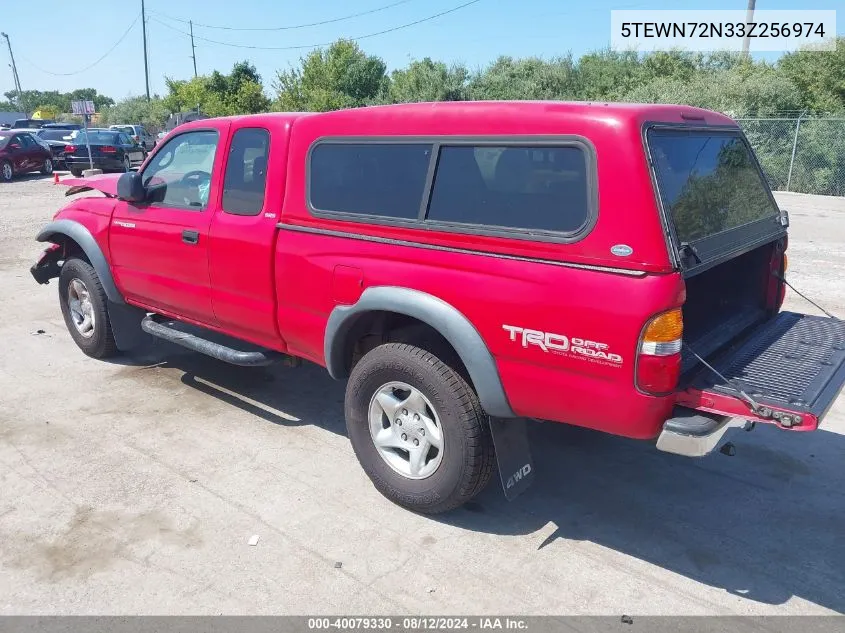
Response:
[[64, 145, 76, 153], [636, 308, 683, 395], [101, 146, 117, 153]]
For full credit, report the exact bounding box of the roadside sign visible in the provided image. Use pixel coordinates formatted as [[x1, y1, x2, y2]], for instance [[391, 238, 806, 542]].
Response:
[[71, 100, 95, 115]]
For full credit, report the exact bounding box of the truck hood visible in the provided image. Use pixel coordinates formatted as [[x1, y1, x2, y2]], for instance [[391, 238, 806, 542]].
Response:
[[60, 173, 122, 198]]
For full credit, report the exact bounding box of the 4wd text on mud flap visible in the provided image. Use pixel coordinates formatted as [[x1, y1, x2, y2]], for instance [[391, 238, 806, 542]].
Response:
[[506, 463, 532, 490]]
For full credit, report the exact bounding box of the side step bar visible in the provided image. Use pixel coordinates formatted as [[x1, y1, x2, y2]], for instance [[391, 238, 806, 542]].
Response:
[[141, 315, 285, 367]]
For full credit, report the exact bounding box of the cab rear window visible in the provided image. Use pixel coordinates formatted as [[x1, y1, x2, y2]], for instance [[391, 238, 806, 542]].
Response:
[[648, 129, 779, 243], [427, 145, 589, 232], [307, 139, 593, 237]]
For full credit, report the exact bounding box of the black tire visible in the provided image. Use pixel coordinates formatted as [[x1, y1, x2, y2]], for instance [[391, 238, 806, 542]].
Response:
[[1, 160, 12, 182], [345, 343, 495, 514], [40, 157, 53, 175], [70, 168, 83, 178], [58, 258, 118, 359], [122, 155, 131, 172]]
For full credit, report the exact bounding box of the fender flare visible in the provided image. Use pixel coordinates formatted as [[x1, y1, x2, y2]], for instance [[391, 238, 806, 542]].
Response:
[[36, 219, 124, 305], [324, 286, 516, 418]]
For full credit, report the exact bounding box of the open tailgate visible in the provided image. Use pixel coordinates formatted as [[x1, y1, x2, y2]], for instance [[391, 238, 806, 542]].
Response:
[[678, 312, 845, 431]]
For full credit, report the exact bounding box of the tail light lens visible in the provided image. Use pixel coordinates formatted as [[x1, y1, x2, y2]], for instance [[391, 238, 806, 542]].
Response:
[[64, 145, 76, 153], [101, 146, 117, 153], [636, 308, 683, 395]]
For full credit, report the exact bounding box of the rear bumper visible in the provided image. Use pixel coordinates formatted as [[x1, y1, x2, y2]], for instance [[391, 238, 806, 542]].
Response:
[[64, 156, 124, 171], [656, 407, 751, 457]]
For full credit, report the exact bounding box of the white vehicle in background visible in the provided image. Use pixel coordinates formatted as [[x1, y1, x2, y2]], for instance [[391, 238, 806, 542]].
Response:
[[108, 124, 156, 152]]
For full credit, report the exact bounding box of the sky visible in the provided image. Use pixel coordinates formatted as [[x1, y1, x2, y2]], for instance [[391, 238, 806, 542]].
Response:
[[2, 0, 843, 102]]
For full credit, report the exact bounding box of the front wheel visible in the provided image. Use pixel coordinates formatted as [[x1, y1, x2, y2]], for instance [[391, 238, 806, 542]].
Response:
[[58, 258, 118, 359], [1, 160, 12, 182], [345, 343, 495, 514]]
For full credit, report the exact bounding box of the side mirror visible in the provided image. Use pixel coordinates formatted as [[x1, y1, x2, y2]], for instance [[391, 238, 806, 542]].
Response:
[[117, 171, 146, 203], [9, 143, 20, 150]]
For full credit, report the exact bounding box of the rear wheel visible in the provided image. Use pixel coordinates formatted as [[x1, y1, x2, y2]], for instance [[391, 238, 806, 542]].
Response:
[[58, 258, 118, 359], [345, 343, 495, 514], [1, 160, 12, 182], [40, 158, 53, 175], [122, 155, 131, 172], [70, 168, 83, 177]]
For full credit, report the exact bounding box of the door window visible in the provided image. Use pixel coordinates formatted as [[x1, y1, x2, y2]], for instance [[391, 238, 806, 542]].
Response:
[[222, 128, 270, 216], [141, 130, 219, 209]]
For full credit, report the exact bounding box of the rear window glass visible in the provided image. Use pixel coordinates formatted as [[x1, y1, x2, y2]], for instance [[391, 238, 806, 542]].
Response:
[[426, 145, 590, 232], [648, 130, 779, 243], [309, 143, 432, 219], [113, 126, 135, 134], [74, 131, 122, 144], [38, 130, 71, 141]]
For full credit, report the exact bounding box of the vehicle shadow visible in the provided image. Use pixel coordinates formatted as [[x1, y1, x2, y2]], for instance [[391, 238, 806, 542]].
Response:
[[448, 421, 845, 613], [114, 337, 348, 436], [117, 340, 845, 612]]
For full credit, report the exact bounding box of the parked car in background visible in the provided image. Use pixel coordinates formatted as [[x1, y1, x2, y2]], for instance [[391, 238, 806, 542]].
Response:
[[34, 128, 73, 169], [0, 130, 53, 181], [63, 129, 146, 176], [109, 124, 155, 152], [12, 118, 54, 129]]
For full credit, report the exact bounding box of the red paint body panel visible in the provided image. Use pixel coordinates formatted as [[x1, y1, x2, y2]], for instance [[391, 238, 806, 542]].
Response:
[[45, 102, 826, 441]]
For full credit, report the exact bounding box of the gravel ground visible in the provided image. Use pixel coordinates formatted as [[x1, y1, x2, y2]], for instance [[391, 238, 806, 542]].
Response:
[[1, 175, 844, 615]]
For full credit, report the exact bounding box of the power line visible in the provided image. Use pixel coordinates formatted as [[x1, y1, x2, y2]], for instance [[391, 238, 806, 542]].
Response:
[[148, 0, 483, 51], [150, 0, 414, 32], [20, 14, 141, 76]]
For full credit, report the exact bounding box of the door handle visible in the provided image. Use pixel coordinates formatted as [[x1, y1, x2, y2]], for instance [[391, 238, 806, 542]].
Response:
[[182, 229, 199, 245]]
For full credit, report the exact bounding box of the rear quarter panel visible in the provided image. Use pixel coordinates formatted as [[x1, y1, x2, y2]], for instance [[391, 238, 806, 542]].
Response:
[[274, 103, 725, 438], [275, 230, 685, 439]]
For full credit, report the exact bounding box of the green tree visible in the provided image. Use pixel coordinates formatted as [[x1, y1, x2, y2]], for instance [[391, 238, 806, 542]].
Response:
[[624, 64, 802, 118], [272, 40, 388, 112], [99, 96, 170, 129], [163, 60, 270, 117], [388, 58, 468, 103], [467, 55, 578, 101], [778, 37, 845, 114]]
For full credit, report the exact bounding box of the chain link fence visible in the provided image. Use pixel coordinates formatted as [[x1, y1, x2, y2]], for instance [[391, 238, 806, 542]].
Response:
[[737, 117, 845, 197]]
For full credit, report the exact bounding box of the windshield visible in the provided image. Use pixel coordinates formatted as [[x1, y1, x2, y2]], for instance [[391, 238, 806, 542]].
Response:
[[37, 129, 71, 141], [648, 129, 779, 244]]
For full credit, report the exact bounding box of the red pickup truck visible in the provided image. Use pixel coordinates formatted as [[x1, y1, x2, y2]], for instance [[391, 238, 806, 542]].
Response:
[[30, 102, 845, 514]]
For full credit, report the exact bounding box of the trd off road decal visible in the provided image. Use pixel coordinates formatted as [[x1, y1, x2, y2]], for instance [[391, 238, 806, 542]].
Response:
[[502, 324, 623, 367]]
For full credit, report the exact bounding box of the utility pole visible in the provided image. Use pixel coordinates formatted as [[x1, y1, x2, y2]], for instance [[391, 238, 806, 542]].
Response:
[[141, 0, 151, 100], [1, 32, 24, 114], [742, 0, 756, 58], [190, 20, 197, 78]]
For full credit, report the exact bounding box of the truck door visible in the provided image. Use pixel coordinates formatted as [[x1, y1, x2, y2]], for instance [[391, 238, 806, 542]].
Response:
[[208, 125, 285, 350], [109, 127, 226, 325]]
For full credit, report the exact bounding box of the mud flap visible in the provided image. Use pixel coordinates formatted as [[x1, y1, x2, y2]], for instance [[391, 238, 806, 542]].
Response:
[[107, 301, 149, 352], [489, 417, 534, 501]]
